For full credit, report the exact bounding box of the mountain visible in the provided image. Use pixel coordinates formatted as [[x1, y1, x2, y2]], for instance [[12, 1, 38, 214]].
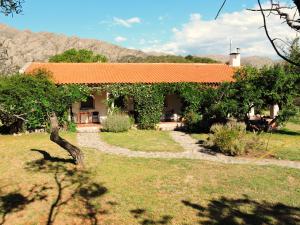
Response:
[[200, 54, 276, 68], [0, 24, 147, 74], [0, 24, 278, 74]]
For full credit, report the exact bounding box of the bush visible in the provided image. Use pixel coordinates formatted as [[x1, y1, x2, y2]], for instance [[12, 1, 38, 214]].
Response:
[[207, 122, 264, 156], [184, 111, 201, 132], [102, 113, 132, 132], [67, 121, 77, 132]]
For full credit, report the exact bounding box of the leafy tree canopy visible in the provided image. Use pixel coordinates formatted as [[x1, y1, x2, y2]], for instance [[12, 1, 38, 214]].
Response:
[[228, 65, 298, 125], [0, 69, 89, 133], [0, 0, 23, 15], [49, 49, 108, 63]]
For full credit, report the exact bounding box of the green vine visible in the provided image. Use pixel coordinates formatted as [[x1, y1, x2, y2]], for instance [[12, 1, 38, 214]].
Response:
[[92, 83, 205, 129]]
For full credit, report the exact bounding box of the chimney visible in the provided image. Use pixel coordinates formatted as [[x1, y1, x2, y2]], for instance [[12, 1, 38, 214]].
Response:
[[229, 48, 241, 67]]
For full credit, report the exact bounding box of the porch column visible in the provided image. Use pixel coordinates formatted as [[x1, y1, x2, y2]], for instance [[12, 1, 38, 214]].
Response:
[[67, 107, 72, 122], [248, 105, 255, 118], [107, 92, 114, 114], [270, 104, 280, 119]]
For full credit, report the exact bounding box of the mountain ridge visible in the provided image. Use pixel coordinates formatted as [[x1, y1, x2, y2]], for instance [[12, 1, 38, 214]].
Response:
[[0, 24, 277, 74], [0, 23, 146, 74]]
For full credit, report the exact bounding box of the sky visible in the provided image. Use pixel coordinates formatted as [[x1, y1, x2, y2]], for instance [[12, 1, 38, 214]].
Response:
[[0, 0, 298, 57]]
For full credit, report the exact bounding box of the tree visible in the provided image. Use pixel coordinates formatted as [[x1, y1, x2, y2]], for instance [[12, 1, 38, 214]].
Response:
[[0, 70, 89, 165], [232, 65, 298, 128], [0, 0, 23, 15], [285, 38, 300, 74], [217, 0, 300, 67], [118, 55, 219, 63], [194, 65, 298, 131], [49, 49, 108, 63]]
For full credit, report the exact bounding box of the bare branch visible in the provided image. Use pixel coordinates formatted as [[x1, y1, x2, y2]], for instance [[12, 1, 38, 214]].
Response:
[[257, 0, 300, 66], [248, 4, 300, 31], [0, 104, 27, 121], [294, 0, 300, 12], [215, 0, 227, 19]]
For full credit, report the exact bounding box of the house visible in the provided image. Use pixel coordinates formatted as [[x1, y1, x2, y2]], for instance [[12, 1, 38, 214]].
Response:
[[21, 53, 240, 127]]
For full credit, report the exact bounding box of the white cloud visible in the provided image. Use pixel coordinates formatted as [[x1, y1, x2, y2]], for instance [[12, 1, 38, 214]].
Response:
[[113, 17, 141, 28], [143, 4, 298, 57], [115, 36, 127, 42], [158, 16, 164, 21]]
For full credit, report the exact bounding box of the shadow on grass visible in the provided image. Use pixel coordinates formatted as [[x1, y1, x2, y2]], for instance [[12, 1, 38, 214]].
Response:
[[0, 184, 49, 225], [31, 149, 76, 164], [273, 129, 300, 136], [182, 195, 300, 225], [130, 208, 173, 225], [24, 149, 109, 225]]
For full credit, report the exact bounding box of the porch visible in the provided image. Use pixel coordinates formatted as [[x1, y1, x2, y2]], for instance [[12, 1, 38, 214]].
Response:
[[71, 91, 108, 124], [71, 92, 185, 130]]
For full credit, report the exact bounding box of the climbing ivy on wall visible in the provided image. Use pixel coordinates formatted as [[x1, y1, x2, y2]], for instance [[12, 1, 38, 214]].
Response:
[[92, 83, 206, 129]]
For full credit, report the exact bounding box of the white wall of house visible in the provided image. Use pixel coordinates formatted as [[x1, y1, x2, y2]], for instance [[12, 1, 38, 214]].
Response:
[[72, 92, 185, 124], [72, 91, 108, 124]]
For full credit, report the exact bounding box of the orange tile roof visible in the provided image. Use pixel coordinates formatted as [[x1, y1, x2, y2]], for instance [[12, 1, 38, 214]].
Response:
[[25, 63, 235, 84]]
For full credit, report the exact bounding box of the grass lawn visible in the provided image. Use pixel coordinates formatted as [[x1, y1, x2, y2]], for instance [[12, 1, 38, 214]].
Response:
[[100, 130, 184, 152], [0, 133, 300, 224], [191, 121, 300, 161]]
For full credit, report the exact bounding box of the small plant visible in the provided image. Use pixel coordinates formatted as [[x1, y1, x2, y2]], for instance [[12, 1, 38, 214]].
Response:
[[207, 122, 264, 156], [102, 112, 132, 133], [67, 121, 77, 132]]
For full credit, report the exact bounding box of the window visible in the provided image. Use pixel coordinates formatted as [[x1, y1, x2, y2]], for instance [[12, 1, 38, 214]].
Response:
[[80, 96, 95, 109]]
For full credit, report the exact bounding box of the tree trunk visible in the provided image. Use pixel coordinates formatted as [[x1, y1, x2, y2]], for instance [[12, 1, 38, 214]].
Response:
[[49, 113, 84, 166]]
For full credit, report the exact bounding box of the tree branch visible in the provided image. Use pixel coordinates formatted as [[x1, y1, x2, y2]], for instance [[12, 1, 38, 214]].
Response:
[[248, 3, 300, 31], [0, 0, 23, 15], [0, 104, 27, 121], [215, 0, 227, 19], [257, 0, 300, 67], [49, 113, 84, 166]]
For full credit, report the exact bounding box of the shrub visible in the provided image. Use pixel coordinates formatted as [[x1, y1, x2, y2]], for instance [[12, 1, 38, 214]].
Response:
[[67, 121, 77, 132], [184, 111, 201, 132], [102, 113, 132, 132], [207, 122, 264, 156]]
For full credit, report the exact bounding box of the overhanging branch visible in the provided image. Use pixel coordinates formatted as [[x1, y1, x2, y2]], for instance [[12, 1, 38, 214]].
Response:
[[0, 104, 27, 121], [0, 0, 23, 15], [257, 0, 300, 66]]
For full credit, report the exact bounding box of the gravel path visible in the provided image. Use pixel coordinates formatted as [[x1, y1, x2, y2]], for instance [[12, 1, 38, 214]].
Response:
[[77, 131, 300, 169]]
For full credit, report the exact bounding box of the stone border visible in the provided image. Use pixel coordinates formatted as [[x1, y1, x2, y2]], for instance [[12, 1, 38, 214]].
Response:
[[77, 131, 300, 169]]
